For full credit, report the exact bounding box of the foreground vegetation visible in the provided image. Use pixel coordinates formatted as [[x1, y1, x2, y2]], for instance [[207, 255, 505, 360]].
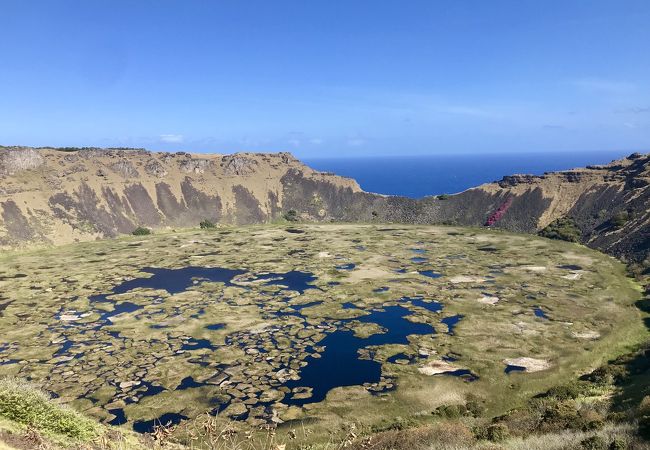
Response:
[[1, 341, 648, 449], [0, 378, 146, 449]]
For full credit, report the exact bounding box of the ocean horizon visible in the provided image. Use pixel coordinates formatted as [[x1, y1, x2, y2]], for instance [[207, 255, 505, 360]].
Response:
[[304, 150, 635, 198]]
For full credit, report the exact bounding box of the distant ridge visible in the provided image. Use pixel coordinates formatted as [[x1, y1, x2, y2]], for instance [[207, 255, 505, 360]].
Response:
[[0, 146, 648, 264]]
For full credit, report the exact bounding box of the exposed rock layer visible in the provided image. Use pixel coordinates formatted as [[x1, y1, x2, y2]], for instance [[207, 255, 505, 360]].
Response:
[[0, 146, 648, 263]]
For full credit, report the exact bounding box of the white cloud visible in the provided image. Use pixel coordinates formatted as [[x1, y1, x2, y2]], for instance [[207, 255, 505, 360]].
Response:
[[160, 134, 184, 143], [617, 107, 650, 114], [571, 78, 636, 95], [309, 138, 324, 145], [287, 138, 301, 147], [346, 138, 366, 147], [445, 106, 498, 118]]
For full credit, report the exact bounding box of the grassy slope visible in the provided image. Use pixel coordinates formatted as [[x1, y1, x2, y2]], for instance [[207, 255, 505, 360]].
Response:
[[0, 378, 148, 449]]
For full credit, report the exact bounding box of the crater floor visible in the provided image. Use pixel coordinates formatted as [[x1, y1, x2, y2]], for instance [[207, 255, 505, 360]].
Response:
[[0, 224, 644, 434]]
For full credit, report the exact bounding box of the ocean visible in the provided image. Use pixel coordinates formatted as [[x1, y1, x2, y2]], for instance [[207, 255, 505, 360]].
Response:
[[304, 150, 633, 198]]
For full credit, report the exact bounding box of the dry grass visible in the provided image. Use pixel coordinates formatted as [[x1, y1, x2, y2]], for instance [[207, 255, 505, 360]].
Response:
[[0, 378, 98, 441], [493, 422, 643, 450]]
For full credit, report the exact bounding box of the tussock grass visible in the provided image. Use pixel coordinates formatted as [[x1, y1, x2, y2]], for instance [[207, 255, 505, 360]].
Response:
[[0, 377, 98, 441], [492, 422, 639, 450]]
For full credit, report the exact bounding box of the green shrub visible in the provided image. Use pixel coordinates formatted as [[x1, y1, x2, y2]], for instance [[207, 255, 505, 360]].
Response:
[[606, 411, 628, 423], [465, 399, 486, 418], [541, 401, 583, 430], [545, 382, 589, 401], [538, 217, 581, 242], [132, 226, 152, 236], [0, 378, 98, 440], [609, 437, 628, 450], [639, 396, 650, 416], [433, 404, 465, 419], [580, 435, 607, 450], [611, 211, 631, 228], [486, 423, 509, 442], [370, 416, 417, 433], [474, 423, 509, 442], [199, 219, 216, 229], [283, 209, 299, 222], [639, 415, 650, 440], [437, 194, 449, 200]]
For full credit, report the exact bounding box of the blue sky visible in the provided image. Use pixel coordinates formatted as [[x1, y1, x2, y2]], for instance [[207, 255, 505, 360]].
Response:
[[1, 1, 649, 157]]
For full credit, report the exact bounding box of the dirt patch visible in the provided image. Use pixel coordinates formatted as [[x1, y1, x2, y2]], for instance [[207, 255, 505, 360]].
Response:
[[449, 275, 486, 284], [562, 272, 583, 280], [504, 357, 551, 372], [477, 294, 499, 305], [0, 429, 47, 450], [417, 360, 460, 376], [572, 330, 601, 340], [344, 267, 393, 282]]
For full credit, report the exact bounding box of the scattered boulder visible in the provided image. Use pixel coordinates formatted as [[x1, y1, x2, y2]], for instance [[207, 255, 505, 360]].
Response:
[[221, 155, 259, 176], [77, 148, 105, 159], [110, 160, 139, 178], [144, 159, 168, 178], [498, 174, 540, 187], [0, 148, 44, 175], [179, 157, 213, 174], [118, 380, 140, 389]]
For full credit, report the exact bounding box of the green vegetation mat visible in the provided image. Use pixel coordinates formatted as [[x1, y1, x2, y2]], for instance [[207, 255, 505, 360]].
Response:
[[0, 224, 646, 446]]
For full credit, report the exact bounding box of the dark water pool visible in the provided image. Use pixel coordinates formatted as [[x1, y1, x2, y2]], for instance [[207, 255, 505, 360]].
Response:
[[275, 299, 324, 317], [90, 267, 246, 302], [410, 257, 428, 264], [82, 265, 468, 429], [505, 365, 526, 374], [441, 314, 464, 334], [108, 408, 127, 426], [133, 412, 189, 433], [534, 307, 549, 319], [404, 297, 443, 313], [253, 270, 319, 294], [386, 352, 413, 364], [443, 369, 479, 382], [284, 304, 436, 406], [176, 376, 205, 390], [419, 270, 442, 279]]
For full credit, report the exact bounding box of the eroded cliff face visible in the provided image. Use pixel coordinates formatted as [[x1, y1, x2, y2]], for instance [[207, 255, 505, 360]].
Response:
[[278, 152, 649, 262], [0, 147, 362, 248], [0, 146, 648, 263]]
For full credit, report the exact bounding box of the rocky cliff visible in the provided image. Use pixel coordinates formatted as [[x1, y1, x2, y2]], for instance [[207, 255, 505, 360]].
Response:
[[1, 146, 648, 264], [0, 147, 361, 248]]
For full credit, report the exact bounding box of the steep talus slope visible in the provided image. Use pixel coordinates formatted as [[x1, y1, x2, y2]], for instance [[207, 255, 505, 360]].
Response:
[[0, 146, 648, 264]]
